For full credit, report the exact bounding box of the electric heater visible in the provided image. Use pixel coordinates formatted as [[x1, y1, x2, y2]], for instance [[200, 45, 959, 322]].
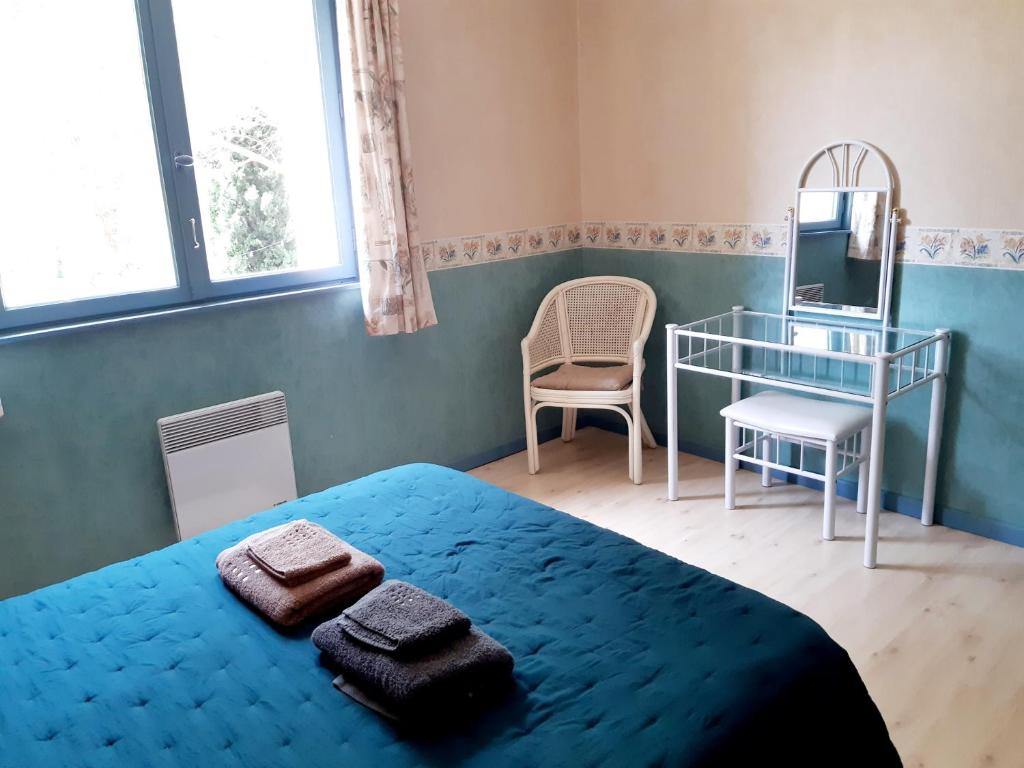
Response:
[[794, 282, 825, 303], [157, 391, 297, 540]]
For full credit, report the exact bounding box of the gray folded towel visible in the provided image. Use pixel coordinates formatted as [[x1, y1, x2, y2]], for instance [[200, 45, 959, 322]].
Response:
[[246, 519, 352, 586], [332, 674, 400, 722], [338, 580, 471, 655], [312, 617, 514, 718], [216, 526, 384, 627]]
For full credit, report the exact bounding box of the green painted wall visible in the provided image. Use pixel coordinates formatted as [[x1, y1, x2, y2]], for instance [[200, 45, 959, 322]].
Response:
[[0, 251, 580, 598], [2, 244, 1018, 598], [581, 247, 1024, 544]]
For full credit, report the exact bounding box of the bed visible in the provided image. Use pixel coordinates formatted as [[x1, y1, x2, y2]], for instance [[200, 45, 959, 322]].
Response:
[[0, 463, 900, 767]]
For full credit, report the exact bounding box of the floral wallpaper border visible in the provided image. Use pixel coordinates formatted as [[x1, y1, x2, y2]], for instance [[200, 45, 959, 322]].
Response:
[[421, 221, 1024, 271], [579, 221, 790, 257], [421, 223, 583, 271], [898, 227, 1024, 269]]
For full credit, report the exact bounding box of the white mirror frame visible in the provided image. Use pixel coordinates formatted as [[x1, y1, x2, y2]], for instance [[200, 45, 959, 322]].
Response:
[[783, 140, 899, 326]]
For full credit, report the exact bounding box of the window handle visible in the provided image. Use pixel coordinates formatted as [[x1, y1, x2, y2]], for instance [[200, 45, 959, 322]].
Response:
[[174, 154, 195, 169], [188, 217, 200, 250]]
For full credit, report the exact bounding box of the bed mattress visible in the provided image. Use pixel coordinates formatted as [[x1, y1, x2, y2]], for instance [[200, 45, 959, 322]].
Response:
[[0, 463, 899, 767]]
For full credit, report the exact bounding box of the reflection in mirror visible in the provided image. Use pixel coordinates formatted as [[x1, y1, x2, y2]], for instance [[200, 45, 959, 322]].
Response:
[[791, 323, 874, 355], [793, 190, 883, 312]]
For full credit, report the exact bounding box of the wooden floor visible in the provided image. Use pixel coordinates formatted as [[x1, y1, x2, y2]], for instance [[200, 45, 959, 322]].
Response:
[[471, 428, 1024, 768]]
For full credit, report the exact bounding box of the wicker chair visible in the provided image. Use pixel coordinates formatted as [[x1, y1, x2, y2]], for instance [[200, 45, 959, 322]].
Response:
[[521, 276, 658, 483]]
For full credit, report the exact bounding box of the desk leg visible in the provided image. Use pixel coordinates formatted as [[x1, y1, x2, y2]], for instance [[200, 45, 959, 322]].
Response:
[[920, 332, 949, 526], [864, 356, 891, 569], [666, 325, 679, 501], [730, 307, 744, 476], [730, 306, 744, 406]]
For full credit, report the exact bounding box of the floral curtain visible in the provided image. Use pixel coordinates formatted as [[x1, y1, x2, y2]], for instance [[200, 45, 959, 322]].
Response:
[[340, 0, 437, 335]]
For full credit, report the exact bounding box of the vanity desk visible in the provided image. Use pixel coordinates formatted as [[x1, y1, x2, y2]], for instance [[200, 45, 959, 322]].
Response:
[[665, 141, 952, 568], [665, 310, 950, 567]]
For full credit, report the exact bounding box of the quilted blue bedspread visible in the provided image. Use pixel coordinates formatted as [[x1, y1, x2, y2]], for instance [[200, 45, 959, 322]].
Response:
[[0, 464, 899, 767]]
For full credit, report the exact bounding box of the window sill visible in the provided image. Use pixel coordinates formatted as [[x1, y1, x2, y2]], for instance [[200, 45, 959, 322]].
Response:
[[0, 279, 360, 346], [798, 228, 853, 237]]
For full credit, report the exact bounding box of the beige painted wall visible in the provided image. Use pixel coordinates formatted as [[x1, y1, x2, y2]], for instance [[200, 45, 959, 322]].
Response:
[[577, 0, 1024, 229], [400, 0, 581, 241], [396, 0, 1021, 235]]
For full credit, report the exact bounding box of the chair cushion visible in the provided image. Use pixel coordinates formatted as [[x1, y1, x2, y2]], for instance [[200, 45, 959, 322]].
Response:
[[532, 363, 634, 391], [720, 391, 871, 441]]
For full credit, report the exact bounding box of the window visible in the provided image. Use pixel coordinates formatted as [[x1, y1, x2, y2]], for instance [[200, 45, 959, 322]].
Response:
[[798, 191, 849, 233], [0, 0, 354, 332]]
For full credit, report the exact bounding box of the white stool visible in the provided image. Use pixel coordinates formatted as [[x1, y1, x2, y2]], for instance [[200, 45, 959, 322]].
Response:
[[719, 391, 872, 540]]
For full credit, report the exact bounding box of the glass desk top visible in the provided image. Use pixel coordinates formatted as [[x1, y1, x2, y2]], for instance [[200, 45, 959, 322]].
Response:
[[670, 310, 945, 400], [674, 310, 937, 358]]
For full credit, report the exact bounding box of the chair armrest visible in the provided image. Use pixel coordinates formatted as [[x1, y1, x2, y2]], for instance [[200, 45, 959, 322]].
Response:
[[632, 338, 645, 388], [632, 338, 644, 366], [521, 339, 535, 408]]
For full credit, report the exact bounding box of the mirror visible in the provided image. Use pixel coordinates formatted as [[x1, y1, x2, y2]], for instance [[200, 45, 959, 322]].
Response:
[[793, 190, 883, 312], [784, 141, 897, 323]]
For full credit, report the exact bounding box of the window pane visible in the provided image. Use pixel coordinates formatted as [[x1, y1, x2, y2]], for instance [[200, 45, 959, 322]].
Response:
[[0, 2, 176, 309], [172, 1, 341, 282], [799, 192, 839, 224]]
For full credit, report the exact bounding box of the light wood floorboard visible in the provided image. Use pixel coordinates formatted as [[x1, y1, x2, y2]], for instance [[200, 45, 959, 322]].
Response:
[[470, 427, 1024, 768]]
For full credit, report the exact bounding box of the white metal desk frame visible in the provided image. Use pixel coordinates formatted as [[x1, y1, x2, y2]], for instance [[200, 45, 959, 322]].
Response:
[[664, 140, 951, 568], [665, 311, 949, 568]]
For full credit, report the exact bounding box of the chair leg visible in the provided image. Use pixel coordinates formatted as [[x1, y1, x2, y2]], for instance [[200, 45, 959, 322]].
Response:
[[630, 389, 643, 485], [561, 408, 577, 442], [724, 417, 737, 509], [639, 409, 657, 448], [761, 433, 773, 488], [823, 439, 837, 540], [632, 412, 643, 485], [616, 407, 634, 483], [526, 403, 540, 475], [856, 426, 870, 514]]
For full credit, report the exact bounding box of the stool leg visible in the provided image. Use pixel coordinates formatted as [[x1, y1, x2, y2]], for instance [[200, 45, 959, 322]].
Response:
[[761, 433, 773, 487], [856, 426, 870, 514], [823, 439, 837, 540], [724, 418, 737, 509]]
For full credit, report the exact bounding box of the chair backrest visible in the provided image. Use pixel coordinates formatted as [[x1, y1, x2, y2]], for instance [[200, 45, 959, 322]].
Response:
[[526, 276, 657, 373]]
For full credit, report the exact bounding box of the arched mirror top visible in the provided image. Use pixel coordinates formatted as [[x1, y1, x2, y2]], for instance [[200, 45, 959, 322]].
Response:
[[797, 140, 895, 191], [785, 140, 900, 325]]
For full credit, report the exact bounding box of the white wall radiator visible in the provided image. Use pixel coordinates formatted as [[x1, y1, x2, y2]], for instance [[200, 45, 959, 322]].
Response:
[[157, 391, 298, 540]]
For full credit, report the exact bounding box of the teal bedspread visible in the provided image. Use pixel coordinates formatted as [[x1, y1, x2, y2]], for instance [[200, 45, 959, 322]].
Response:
[[0, 464, 899, 766]]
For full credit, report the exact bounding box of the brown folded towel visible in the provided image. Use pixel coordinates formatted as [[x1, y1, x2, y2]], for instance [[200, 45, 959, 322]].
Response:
[[246, 519, 352, 586], [216, 526, 384, 627]]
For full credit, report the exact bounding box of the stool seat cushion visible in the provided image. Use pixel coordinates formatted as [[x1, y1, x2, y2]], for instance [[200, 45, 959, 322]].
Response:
[[532, 363, 634, 391], [720, 391, 871, 441]]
